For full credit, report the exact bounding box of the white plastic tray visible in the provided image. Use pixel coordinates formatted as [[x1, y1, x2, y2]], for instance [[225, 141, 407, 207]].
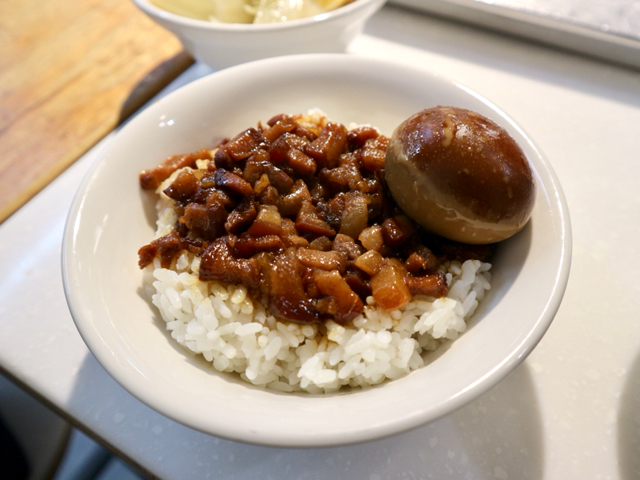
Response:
[[389, 0, 640, 69]]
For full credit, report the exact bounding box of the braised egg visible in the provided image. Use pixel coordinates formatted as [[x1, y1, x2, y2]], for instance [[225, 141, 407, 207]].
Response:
[[385, 106, 535, 244]]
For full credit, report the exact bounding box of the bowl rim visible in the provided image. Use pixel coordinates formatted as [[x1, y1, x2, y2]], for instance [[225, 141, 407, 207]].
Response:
[[62, 53, 572, 447], [131, 0, 383, 32]]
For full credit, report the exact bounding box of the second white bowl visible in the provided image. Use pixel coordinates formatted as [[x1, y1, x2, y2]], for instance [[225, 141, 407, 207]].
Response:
[[132, 0, 386, 69]]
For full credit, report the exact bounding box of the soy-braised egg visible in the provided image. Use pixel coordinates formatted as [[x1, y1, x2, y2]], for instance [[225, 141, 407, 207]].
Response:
[[385, 106, 535, 244]]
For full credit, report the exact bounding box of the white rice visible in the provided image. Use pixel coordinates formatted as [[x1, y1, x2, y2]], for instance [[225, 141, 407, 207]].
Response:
[[142, 160, 492, 394]]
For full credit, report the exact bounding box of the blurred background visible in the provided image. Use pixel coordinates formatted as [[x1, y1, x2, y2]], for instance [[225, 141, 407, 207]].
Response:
[[1, 371, 149, 480]]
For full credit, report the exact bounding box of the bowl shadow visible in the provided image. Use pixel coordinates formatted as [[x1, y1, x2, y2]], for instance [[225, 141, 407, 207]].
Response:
[[617, 346, 640, 479], [66, 352, 544, 478]]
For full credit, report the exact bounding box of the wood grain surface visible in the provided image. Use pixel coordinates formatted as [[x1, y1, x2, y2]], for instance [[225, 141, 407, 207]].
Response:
[[0, 0, 194, 223]]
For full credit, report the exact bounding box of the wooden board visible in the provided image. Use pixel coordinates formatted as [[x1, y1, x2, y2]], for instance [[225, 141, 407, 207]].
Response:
[[0, 0, 194, 223]]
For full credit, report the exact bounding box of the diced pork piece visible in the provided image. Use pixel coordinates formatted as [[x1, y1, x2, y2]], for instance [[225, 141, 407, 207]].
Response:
[[354, 250, 384, 276], [332, 234, 364, 260], [308, 236, 332, 251], [370, 260, 412, 311], [318, 163, 362, 194], [358, 136, 389, 172], [343, 268, 372, 299], [243, 153, 294, 194], [224, 127, 266, 161], [339, 192, 369, 239], [138, 231, 203, 269], [304, 122, 348, 169], [247, 205, 282, 237], [293, 124, 318, 141], [266, 113, 295, 127], [213, 147, 234, 170], [214, 168, 253, 197], [358, 225, 384, 252], [381, 215, 416, 248], [347, 125, 380, 151], [313, 270, 364, 324], [199, 238, 261, 289], [404, 245, 440, 273], [278, 179, 311, 217], [286, 148, 316, 177], [404, 273, 449, 298], [263, 115, 298, 143], [224, 197, 258, 234], [268, 132, 309, 164], [253, 174, 281, 207], [315, 195, 344, 231], [266, 249, 320, 324], [295, 200, 335, 237], [139, 149, 212, 190], [296, 248, 347, 273], [232, 234, 284, 257], [180, 190, 229, 241], [280, 218, 309, 248], [163, 169, 200, 203]]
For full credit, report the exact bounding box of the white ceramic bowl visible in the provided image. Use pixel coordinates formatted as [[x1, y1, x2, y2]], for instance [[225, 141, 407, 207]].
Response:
[[131, 0, 386, 69], [62, 54, 571, 447]]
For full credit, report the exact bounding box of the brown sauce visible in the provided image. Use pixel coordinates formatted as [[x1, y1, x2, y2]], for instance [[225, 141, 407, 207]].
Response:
[[138, 113, 492, 325]]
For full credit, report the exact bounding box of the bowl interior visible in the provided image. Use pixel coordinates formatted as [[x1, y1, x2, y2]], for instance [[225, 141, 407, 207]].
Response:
[[62, 54, 570, 447]]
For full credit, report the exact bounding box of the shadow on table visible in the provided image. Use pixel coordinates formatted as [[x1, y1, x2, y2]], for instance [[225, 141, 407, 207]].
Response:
[[68, 351, 544, 479], [617, 347, 640, 480], [292, 362, 542, 479], [175, 362, 544, 479], [364, 5, 640, 109]]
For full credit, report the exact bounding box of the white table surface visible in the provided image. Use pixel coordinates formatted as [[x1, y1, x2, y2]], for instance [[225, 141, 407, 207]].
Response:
[[2, 5, 640, 479]]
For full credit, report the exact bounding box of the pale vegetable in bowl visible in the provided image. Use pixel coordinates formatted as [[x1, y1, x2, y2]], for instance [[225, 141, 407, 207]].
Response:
[[151, 0, 353, 23]]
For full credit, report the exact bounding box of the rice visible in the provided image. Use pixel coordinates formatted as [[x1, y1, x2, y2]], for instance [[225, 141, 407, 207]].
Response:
[[143, 183, 492, 393]]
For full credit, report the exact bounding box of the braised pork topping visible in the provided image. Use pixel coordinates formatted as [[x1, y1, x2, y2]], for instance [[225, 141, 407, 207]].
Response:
[[138, 113, 491, 325]]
